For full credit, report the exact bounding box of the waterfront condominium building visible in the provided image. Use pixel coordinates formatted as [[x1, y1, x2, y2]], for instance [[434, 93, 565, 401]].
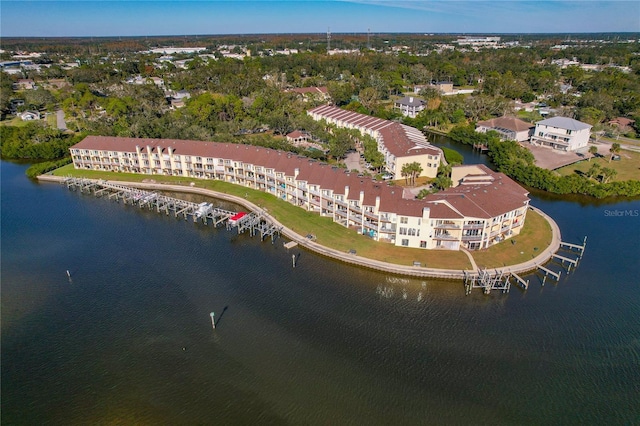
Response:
[[70, 136, 530, 251], [307, 105, 442, 179]]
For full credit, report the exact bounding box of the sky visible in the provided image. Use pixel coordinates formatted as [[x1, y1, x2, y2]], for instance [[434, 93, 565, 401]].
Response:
[[1, 1, 638, 37]]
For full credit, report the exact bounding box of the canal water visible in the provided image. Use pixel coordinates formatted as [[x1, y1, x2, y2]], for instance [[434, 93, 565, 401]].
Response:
[[2, 155, 639, 424]]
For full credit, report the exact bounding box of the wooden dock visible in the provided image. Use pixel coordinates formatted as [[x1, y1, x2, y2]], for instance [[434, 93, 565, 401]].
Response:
[[63, 177, 281, 242]]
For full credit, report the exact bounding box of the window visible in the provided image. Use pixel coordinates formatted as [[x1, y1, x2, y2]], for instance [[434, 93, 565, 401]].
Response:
[[420, 241, 427, 248], [399, 227, 407, 235], [401, 239, 409, 246], [400, 217, 408, 224]]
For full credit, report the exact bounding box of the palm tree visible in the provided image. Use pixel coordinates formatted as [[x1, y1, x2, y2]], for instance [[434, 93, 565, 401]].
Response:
[[609, 142, 621, 162], [401, 163, 411, 185], [588, 145, 598, 161], [409, 162, 423, 186], [586, 162, 601, 180], [600, 167, 617, 183]]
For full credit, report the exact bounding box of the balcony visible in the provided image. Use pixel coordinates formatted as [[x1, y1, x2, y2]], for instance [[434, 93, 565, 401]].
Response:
[[433, 233, 459, 241], [464, 223, 485, 230], [434, 222, 461, 230]]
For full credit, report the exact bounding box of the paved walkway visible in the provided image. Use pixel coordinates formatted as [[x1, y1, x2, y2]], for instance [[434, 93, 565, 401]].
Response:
[[39, 175, 562, 280], [56, 110, 67, 131]]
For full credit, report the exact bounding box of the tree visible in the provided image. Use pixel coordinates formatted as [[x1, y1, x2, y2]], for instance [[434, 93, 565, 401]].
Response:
[[600, 167, 617, 183], [609, 143, 620, 162], [401, 163, 411, 185], [586, 162, 601, 180], [358, 87, 378, 114], [409, 162, 423, 186], [401, 162, 422, 186], [588, 145, 598, 161]]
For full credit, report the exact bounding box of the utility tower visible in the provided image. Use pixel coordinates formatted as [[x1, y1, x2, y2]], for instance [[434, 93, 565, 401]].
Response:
[[327, 27, 331, 51]]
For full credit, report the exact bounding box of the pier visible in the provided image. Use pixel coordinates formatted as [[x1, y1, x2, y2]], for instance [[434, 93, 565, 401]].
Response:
[[559, 237, 587, 258], [63, 177, 281, 240], [464, 269, 510, 295]]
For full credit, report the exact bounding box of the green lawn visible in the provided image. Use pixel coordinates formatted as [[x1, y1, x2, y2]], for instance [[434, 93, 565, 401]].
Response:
[[0, 117, 30, 127], [46, 114, 57, 127], [51, 164, 554, 271], [555, 149, 640, 182], [471, 209, 552, 269]]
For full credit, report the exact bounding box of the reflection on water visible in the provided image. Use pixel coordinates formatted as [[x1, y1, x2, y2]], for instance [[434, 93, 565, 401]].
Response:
[[2, 161, 639, 424]]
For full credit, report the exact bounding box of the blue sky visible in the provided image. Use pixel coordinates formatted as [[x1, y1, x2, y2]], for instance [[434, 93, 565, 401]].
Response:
[[1, 1, 638, 37]]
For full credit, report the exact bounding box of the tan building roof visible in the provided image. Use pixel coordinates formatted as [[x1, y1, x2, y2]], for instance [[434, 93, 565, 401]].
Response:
[[476, 116, 534, 133]]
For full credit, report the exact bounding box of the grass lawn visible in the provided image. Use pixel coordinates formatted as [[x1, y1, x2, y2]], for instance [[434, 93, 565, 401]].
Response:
[[554, 149, 640, 182], [471, 209, 552, 269], [0, 117, 30, 127], [46, 114, 57, 127], [52, 165, 555, 271]]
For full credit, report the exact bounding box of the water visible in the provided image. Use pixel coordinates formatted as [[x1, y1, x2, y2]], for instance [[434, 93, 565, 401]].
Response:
[[2, 159, 639, 424]]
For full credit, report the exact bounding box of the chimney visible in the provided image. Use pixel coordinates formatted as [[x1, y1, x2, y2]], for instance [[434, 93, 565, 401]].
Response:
[[409, 97, 414, 103]]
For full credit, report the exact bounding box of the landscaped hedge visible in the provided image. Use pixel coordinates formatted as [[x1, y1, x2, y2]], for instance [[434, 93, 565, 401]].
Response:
[[26, 158, 73, 178]]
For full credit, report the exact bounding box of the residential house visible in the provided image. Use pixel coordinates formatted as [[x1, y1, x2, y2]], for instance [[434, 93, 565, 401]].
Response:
[[167, 90, 191, 109], [20, 111, 41, 121], [530, 117, 592, 151], [608, 117, 635, 130], [13, 79, 36, 90], [394, 96, 425, 118], [475, 116, 534, 142]]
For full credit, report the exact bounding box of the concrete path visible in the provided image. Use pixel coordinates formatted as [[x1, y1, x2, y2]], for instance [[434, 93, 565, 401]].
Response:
[[56, 110, 67, 131], [460, 248, 478, 272]]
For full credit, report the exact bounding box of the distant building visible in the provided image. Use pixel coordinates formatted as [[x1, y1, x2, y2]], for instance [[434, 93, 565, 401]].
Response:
[[530, 117, 592, 151], [167, 90, 190, 109], [456, 37, 501, 48], [394, 96, 425, 118], [608, 117, 635, 129], [286, 130, 311, 144], [434, 81, 453, 94], [20, 111, 41, 121], [286, 87, 330, 102], [475, 116, 534, 142], [13, 79, 36, 90], [148, 47, 206, 54]]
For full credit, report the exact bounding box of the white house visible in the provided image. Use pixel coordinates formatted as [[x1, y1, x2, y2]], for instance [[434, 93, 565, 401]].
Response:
[[475, 116, 534, 142], [530, 117, 592, 151], [394, 96, 425, 118]]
